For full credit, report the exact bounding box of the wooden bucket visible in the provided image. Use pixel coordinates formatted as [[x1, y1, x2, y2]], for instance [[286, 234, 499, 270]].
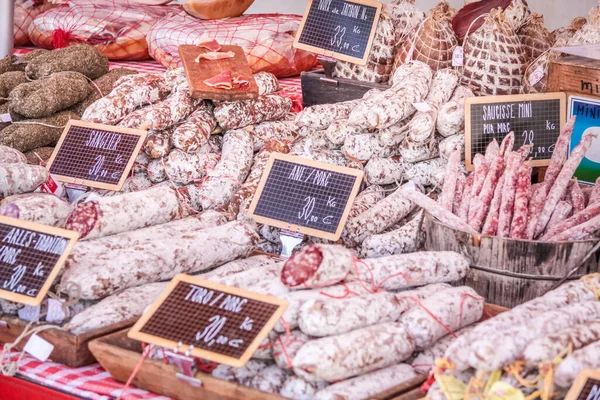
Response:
[[424, 213, 600, 308]]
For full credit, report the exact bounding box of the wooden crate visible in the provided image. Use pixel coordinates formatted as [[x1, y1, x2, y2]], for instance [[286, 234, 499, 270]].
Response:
[[89, 329, 427, 400], [0, 316, 136, 368], [548, 56, 600, 97], [301, 70, 389, 107]]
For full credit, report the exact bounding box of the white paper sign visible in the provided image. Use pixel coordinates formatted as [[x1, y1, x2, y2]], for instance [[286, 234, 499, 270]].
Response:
[[452, 46, 464, 67], [24, 334, 54, 362], [413, 102, 433, 112], [0, 113, 12, 123], [529, 65, 545, 86], [18, 305, 41, 322], [46, 299, 67, 323]]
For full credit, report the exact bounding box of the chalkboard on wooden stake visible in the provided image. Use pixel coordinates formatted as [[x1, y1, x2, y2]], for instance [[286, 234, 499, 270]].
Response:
[[0, 216, 79, 306], [465, 93, 566, 170], [247, 153, 364, 241], [565, 369, 600, 400], [128, 275, 288, 368], [293, 0, 382, 65], [46, 120, 147, 191]]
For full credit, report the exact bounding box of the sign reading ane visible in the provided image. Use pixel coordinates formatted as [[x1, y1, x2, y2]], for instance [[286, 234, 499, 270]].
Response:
[[247, 153, 363, 241], [46, 120, 147, 191], [293, 0, 382, 65], [128, 275, 288, 368], [465, 93, 566, 170], [0, 216, 78, 306]]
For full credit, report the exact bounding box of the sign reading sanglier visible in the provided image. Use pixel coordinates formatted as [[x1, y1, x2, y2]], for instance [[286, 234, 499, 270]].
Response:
[[0, 216, 79, 306]]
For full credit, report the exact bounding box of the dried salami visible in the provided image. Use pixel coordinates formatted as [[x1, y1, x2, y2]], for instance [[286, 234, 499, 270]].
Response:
[[214, 94, 292, 130], [0, 193, 71, 227], [172, 102, 216, 153], [295, 100, 362, 130], [254, 72, 280, 95], [0, 145, 27, 164], [164, 149, 220, 185], [524, 321, 600, 364], [0, 163, 48, 199], [509, 163, 532, 239], [358, 211, 424, 258], [280, 244, 354, 288]]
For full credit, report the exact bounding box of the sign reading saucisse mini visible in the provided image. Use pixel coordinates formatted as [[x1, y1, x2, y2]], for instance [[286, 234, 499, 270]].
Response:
[[465, 93, 566, 170], [128, 275, 288, 368], [0, 216, 79, 306], [565, 369, 600, 400], [293, 0, 382, 65], [46, 120, 147, 191], [247, 153, 364, 241]]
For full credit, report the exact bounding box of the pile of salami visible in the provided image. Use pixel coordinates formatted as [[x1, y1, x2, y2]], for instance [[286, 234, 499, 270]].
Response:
[[424, 275, 600, 399]]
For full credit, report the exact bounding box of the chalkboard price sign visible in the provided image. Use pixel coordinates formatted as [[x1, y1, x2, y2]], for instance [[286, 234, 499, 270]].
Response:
[[128, 275, 288, 368], [465, 93, 566, 170], [294, 0, 382, 65], [247, 153, 364, 241], [46, 120, 147, 191], [0, 216, 79, 306], [565, 369, 600, 400]]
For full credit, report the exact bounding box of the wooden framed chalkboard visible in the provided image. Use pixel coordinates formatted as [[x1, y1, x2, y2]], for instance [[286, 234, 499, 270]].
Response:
[[465, 93, 566, 170], [128, 275, 288, 368], [565, 369, 600, 400], [0, 216, 79, 306], [46, 120, 147, 191], [293, 0, 382, 65], [247, 153, 364, 241]]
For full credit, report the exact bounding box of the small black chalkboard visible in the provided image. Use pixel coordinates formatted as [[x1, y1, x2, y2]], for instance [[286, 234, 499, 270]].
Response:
[[293, 0, 382, 65], [128, 275, 288, 368], [247, 153, 364, 241], [565, 370, 600, 400], [0, 216, 79, 306], [46, 120, 147, 191], [465, 93, 566, 170]]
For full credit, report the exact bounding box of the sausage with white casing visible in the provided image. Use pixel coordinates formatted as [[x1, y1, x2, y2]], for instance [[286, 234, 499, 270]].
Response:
[[0, 193, 71, 226], [364, 156, 404, 185], [295, 99, 362, 130], [214, 94, 292, 130], [171, 102, 216, 153], [274, 330, 311, 370], [439, 135, 465, 161], [412, 325, 478, 374], [436, 86, 474, 137], [404, 158, 446, 186], [163, 149, 220, 185], [280, 244, 355, 288], [280, 375, 328, 400], [0, 163, 48, 199], [555, 341, 600, 388], [358, 211, 424, 258], [247, 120, 298, 151], [0, 146, 26, 163], [293, 322, 416, 382], [524, 321, 600, 364]]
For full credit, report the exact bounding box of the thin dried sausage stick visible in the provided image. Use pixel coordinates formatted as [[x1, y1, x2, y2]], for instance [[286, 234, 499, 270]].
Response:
[[467, 154, 488, 220], [497, 153, 520, 237], [469, 155, 505, 232], [570, 180, 586, 213], [544, 201, 573, 235], [484, 139, 500, 166], [542, 202, 600, 240], [457, 174, 474, 222], [548, 212, 600, 241], [509, 163, 532, 239], [440, 151, 460, 212], [453, 175, 466, 215], [481, 174, 506, 236], [499, 132, 515, 158]]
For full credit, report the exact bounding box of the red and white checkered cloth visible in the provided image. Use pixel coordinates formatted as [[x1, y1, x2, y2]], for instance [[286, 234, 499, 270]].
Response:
[[4, 351, 169, 400]]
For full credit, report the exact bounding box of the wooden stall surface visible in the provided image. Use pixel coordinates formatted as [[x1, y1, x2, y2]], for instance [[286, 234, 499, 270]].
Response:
[[0, 316, 137, 368]]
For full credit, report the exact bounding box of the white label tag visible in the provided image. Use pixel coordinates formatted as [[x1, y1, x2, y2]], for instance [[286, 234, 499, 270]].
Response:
[[452, 46, 464, 67], [0, 113, 12, 123], [24, 334, 54, 362], [18, 305, 41, 322], [46, 299, 67, 323], [413, 102, 433, 112], [529, 65, 545, 86]]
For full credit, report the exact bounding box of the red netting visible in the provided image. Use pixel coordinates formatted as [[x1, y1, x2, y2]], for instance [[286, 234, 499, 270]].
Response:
[[147, 11, 319, 78], [28, 0, 180, 60], [14, 0, 52, 46]]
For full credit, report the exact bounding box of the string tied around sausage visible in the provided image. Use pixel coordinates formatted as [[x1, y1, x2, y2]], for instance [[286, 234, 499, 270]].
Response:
[[582, 273, 600, 301], [405, 295, 458, 339]]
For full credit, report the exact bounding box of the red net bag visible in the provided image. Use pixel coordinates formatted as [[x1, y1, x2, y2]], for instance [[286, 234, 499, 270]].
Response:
[[28, 0, 179, 60], [14, 0, 53, 46], [147, 11, 318, 78]]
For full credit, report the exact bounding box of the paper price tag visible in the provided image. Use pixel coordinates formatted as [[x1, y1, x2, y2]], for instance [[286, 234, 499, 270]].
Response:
[[413, 102, 433, 112], [0, 113, 12, 123], [46, 298, 67, 323], [24, 334, 54, 362], [529, 65, 545, 86], [40, 175, 65, 198], [18, 305, 41, 322], [452, 46, 464, 67]]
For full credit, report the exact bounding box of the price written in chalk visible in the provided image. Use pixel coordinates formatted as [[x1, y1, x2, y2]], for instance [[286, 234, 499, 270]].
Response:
[[0, 216, 78, 306], [46, 120, 147, 191], [128, 275, 288, 367], [294, 0, 382, 65], [248, 153, 363, 241]]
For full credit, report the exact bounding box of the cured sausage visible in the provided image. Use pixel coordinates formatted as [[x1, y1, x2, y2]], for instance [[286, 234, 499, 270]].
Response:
[[499, 132, 515, 157], [358, 211, 424, 258], [398, 137, 439, 164], [411, 325, 477, 374], [248, 120, 298, 151], [405, 158, 446, 187], [524, 321, 600, 364], [147, 158, 167, 184], [364, 156, 404, 186], [326, 122, 365, 147], [64, 186, 189, 240], [542, 202, 600, 240], [295, 99, 362, 130], [0, 146, 26, 164], [440, 151, 460, 211], [254, 72, 280, 95], [212, 360, 268, 385], [469, 155, 505, 232], [280, 376, 328, 400], [214, 94, 292, 130], [570, 180, 586, 213], [497, 153, 520, 237], [249, 365, 290, 394], [0, 193, 71, 227], [509, 163, 532, 239], [293, 322, 416, 382], [548, 212, 600, 242], [555, 341, 600, 388], [0, 163, 48, 199], [481, 175, 506, 236], [143, 129, 173, 159], [280, 244, 354, 288], [436, 86, 473, 138], [164, 149, 220, 185], [172, 102, 216, 153], [61, 220, 258, 299], [544, 200, 573, 234], [273, 330, 311, 370], [439, 135, 465, 161], [400, 286, 484, 350]]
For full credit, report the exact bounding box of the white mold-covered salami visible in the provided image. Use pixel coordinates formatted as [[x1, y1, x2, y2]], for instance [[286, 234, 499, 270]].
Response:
[[342, 133, 399, 163], [0, 163, 48, 199], [436, 86, 473, 138], [61, 220, 258, 299], [401, 286, 484, 350], [399, 137, 439, 164], [164, 149, 220, 185], [378, 119, 410, 145], [274, 330, 312, 370], [214, 262, 283, 291], [346, 185, 387, 220], [0, 146, 26, 163], [364, 156, 404, 185], [143, 129, 173, 159], [358, 211, 424, 258], [247, 120, 298, 151], [171, 102, 216, 153], [64, 186, 188, 240], [295, 100, 362, 130], [254, 72, 281, 95], [404, 158, 446, 186], [468, 301, 600, 371], [343, 183, 419, 247], [325, 122, 365, 147], [200, 254, 280, 282], [293, 322, 416, 382], [249, 365, 290, 393], [0, 193, 71, 226], [253, 331, 277, 360], [214, 95, 292, 130], [524, 321, 600, 364], [314, 364, 417, 400], [280, 244, 354, 288], [212, 360, 268, 385], [105, 173, 153, 195], [411, 325, 478, 374], [555, 341, 600, 388], [439, 135, 465, 161], [188, 129, 254, 210], [147, 158, 167, 184], [407, 109, 438, 144], [350, 251, 470, 291], [64, 282, 167, 334], [280, 375, 328, 400]]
